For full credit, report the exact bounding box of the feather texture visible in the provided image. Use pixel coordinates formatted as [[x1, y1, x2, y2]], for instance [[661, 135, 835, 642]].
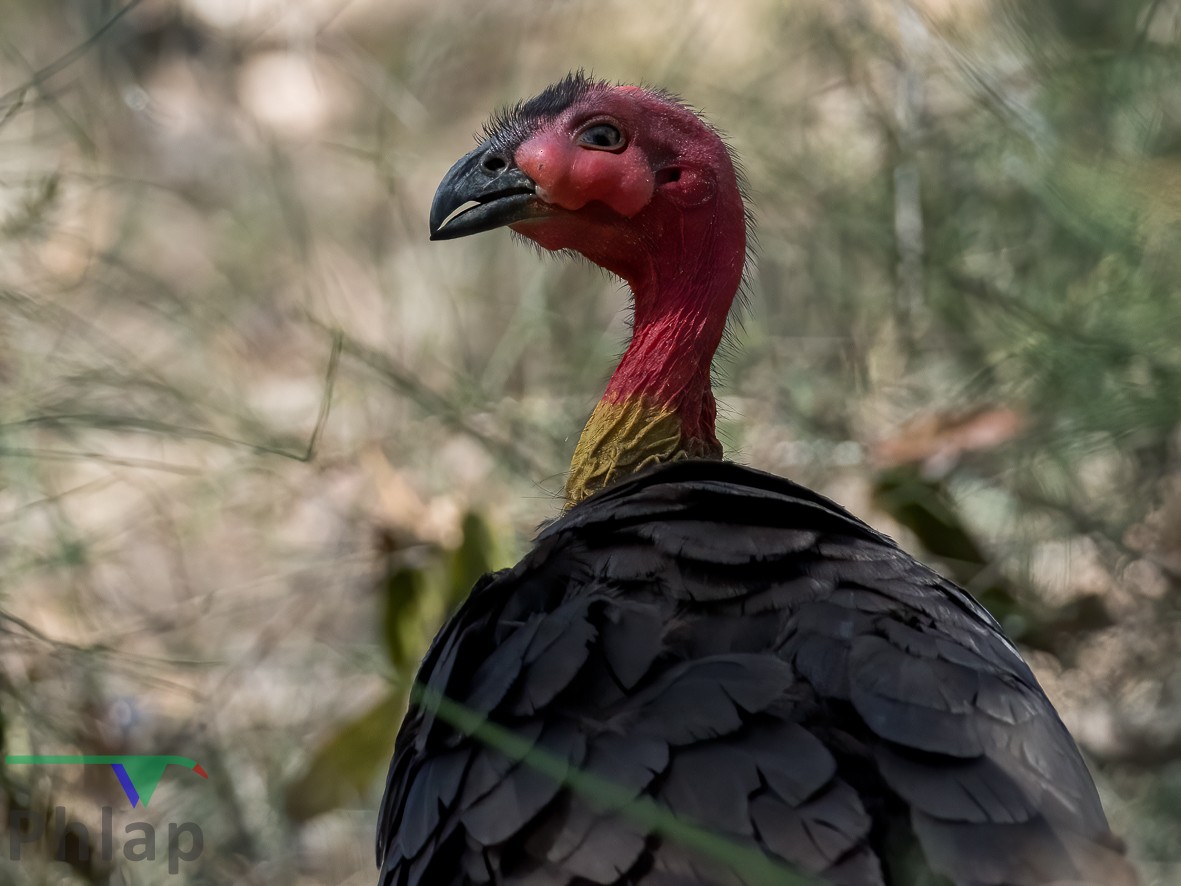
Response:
[[376, 460, 1133, 885]]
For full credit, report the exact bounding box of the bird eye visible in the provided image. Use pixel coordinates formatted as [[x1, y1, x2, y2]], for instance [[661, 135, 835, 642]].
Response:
[[577, 123, 625, 152]]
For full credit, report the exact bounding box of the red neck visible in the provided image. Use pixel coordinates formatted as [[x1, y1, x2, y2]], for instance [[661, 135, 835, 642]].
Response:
[[603, 190, 746, 450]]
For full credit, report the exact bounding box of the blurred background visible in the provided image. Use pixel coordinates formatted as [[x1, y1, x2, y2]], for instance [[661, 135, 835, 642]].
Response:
[[0, 0, 1179, 883]]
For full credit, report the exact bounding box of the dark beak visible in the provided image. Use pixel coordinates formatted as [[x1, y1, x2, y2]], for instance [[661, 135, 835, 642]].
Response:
[[429, 145, 548, 241]]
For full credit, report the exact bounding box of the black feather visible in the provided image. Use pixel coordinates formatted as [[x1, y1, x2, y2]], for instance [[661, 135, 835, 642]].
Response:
[[377, 461, 1135, 885]]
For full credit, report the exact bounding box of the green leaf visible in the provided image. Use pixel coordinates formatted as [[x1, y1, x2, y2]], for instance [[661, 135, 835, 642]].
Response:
[[446, 511, 499, 608], [380, 563, 434, 673], [284, 689, 406, 823]]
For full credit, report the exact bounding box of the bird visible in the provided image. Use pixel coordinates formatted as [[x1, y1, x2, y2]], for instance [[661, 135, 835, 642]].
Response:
[[376, 73, 1135, 886]]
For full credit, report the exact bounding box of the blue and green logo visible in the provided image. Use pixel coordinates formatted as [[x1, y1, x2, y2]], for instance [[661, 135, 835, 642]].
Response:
[[5, 755, 208, 808]]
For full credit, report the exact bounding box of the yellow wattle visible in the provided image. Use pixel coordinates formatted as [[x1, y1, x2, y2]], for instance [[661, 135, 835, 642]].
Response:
[[564, 396, 722, 506]]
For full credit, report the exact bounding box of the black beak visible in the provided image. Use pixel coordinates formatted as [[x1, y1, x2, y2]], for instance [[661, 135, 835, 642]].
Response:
[[429, 145, 548, 241]]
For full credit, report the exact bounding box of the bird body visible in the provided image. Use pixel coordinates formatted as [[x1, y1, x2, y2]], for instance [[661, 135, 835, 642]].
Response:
[[378, 74, 1134, 885]]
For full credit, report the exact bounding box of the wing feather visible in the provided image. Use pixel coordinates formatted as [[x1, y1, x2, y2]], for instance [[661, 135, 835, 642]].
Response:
[[377, 461, 1134, 885]]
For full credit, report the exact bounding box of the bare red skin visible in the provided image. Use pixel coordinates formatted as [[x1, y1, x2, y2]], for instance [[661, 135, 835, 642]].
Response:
[[510, 84, 746, 448]]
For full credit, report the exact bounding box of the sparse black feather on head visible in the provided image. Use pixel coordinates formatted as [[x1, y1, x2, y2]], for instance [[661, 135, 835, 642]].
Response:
[[481, 70, 602, 150]]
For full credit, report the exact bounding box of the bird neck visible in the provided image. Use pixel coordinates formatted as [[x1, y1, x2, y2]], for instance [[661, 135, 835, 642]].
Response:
[[565, 201, 746, 506]]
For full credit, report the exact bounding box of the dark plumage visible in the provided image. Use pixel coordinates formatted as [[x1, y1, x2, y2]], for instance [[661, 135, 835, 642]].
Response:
[[378, 76, 1135, 885], [377, 464, 1132, 885]]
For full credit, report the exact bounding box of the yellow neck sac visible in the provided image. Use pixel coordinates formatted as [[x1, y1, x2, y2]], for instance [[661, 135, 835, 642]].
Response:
[[564, 395, 723, 506]]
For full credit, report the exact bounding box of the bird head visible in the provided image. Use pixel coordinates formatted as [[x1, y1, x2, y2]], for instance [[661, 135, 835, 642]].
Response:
[[429, 72, 746, 294], [429, 73, 748, 503]]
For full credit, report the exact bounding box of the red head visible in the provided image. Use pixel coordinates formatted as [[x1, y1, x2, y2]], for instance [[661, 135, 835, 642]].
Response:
[[430, 73, 749, 502], [432, 74, 746, 296]]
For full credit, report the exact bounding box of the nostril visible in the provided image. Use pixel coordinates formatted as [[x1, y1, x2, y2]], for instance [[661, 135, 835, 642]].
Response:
[[656, 167, 681, 185], [482, 153, 508, 174]]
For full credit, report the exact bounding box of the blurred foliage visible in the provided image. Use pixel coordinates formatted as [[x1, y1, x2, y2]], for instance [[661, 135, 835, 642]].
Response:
[[0, 0, 1178, 883], [284, 687, 403, 825], [285, 510, 501, 824]]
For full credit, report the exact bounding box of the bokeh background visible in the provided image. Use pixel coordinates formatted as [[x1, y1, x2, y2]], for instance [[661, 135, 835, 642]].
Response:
[[1, 0, 1179, 883]]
